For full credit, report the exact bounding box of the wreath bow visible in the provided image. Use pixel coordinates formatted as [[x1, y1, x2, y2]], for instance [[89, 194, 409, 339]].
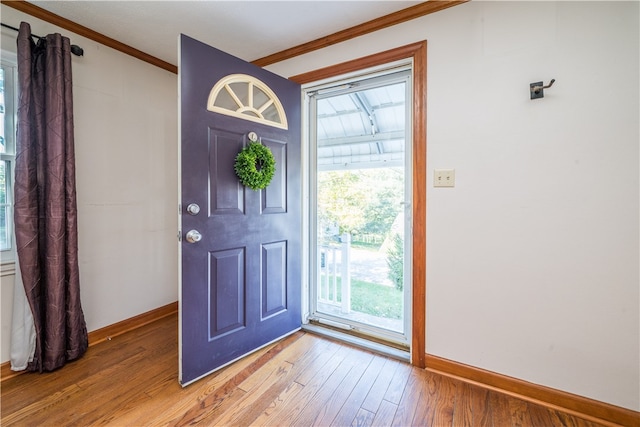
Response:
[[234, 142, 276, 190]]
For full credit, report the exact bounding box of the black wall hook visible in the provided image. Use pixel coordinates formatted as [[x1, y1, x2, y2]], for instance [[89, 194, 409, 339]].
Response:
[[530, 79, 555, 99]]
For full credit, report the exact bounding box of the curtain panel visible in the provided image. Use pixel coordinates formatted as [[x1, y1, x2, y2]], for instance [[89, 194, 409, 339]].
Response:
[[14, 22, 88, 372]]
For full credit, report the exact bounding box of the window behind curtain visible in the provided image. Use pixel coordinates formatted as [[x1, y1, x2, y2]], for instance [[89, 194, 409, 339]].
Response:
[[1, 58, 17, 256]]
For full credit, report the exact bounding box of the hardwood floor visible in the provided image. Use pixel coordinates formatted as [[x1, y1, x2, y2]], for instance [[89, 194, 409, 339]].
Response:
[[1, 314, 613, 426]]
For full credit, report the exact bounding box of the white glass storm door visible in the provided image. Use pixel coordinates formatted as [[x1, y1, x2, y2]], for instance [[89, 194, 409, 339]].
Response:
[[307, 67, 412, 347]]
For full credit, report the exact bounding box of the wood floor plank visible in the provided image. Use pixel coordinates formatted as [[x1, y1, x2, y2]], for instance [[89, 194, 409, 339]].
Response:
[[528, 401, 557, 426], [291, 346, 370, 426], [0, 383, 84, 426], [259, 344, 352, 426], [547, 408, 578, 427], [293, 340, 342, 385], [117, 341, 272, 426], [168, 332, 305, 426], [86, 337, 179, 425], [237, 333, 315, 392], [18, 348, 153, 426], [0, 342, 149, 413], [383, 359, 411, 405], [553, 410, 605, 427], [430, 373, 457, 427], [509, 398, 534, 427], [228, 335, 337, 426], [0, 314, 615, 427], [489, 389, 513, 427], [249, 339, 343, 426], [371, 399, 399, 427], [361, 357, 400, 413], [453, 381, 474, 426], [390, 368, 424, 427], [468, 383, 492, 427], [351, 408, 376, 427], [235, 347, 298, 395], [410, 370, 440, 427], [68, 334, 178, 425], [209, 360, 294, 426], [330, 353, 387, 427], [105, 375, 186, 426], [176, 386, 248, 426], [308, 350, 374, 426], [249, 381, 305, 426], [572, 416, 605, 427]]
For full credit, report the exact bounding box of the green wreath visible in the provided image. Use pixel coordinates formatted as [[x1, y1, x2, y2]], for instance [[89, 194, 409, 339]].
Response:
[[234, 142, 276, 190]]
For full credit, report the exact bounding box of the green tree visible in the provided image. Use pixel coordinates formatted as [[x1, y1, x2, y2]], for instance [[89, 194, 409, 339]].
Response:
[[317, 171, 366, 235], [317, 168, 403, 242]]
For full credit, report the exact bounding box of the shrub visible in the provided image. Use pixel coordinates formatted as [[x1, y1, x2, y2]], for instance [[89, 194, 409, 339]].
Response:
[[386, 232, 404, 291]]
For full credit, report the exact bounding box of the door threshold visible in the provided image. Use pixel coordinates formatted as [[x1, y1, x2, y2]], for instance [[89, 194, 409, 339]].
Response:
[[302, 323, 410, 363]]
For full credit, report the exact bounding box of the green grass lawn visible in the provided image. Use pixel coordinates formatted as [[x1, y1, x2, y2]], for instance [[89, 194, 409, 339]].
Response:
[[319, 276, 403, 319], [352, 279, 403, 319]]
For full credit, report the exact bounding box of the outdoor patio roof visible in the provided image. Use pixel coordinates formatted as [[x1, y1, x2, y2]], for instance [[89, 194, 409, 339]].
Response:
[[316, 79, 406, 171]]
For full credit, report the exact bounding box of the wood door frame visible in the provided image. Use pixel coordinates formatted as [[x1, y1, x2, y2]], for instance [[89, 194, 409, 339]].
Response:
[[290, 41, 427, 368]]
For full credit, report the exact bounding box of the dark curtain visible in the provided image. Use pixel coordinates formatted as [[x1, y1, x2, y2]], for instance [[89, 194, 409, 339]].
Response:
[[14, 22, 88, 372]]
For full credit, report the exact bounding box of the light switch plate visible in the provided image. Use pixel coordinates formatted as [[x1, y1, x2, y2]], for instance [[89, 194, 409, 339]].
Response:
[[434, 169, 455, 187]]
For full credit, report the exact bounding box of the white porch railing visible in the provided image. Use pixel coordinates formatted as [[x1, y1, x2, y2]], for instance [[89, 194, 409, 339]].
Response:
[[317, 233, 351, 313]]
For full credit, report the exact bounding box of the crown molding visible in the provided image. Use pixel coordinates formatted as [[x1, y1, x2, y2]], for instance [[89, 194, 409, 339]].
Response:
[[1, 0, 177, 73], [1, 0, 468, 73], [252, 1, 468, 67]]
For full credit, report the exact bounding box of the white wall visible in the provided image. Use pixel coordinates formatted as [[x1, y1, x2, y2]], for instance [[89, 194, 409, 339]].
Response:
[[267, 1, 639, 411], [0, 0, 637, 413], [0, 6, 178, 363]]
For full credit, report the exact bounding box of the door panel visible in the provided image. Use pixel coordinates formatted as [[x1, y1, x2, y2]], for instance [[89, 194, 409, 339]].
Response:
[[180, 35, 301, 385], [209, 129, 245, 215], [261, 240, 287, 318], [209, 247, 245, 339], [262, 139, 287, 214]]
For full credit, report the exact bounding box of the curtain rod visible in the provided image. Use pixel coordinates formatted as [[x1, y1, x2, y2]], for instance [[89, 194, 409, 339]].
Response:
[[1, 22, 84, 56]]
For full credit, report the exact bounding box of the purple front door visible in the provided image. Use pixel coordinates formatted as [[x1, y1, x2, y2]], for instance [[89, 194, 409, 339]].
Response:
[[179, 35, 301, 385]]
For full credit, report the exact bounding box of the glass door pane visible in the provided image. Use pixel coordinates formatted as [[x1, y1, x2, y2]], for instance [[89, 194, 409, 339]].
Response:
[[310, 69, 411, 345]]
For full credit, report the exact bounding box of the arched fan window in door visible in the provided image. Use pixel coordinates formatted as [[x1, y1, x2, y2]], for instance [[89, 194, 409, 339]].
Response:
[[207, 74, 288, 129]]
